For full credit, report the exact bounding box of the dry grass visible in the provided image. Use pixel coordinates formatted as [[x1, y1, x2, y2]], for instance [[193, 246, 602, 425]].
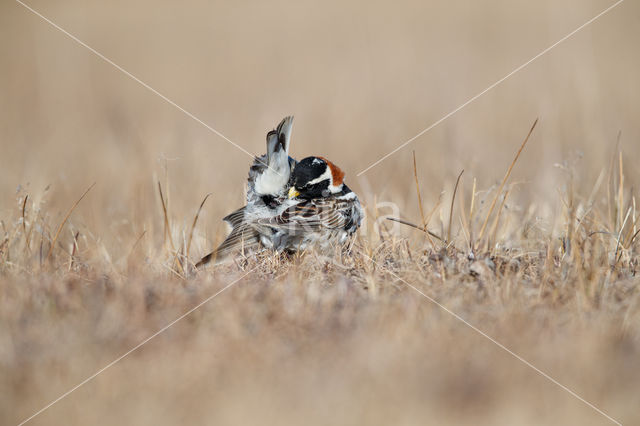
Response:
[[2, 1, 640, 425], [2, 136, 639, 425]]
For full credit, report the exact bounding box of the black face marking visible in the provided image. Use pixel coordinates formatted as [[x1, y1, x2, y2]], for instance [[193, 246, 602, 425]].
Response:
[[291, 157, 326, 185], [300, 181, 330, 199], [261, 195, 279, 208], [290, 157, 331, 199]]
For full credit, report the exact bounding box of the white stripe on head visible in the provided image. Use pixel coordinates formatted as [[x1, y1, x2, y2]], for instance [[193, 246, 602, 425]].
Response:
[[305, 166, 344, 194], [306, 167, 332, 186]]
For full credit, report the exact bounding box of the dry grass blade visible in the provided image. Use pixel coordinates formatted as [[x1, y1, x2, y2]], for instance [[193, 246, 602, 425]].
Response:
[[622, 213, 638, 250], [412, 151, 435, 248], [447, 170, 464, 244], [613, 207, 632, 267], [157, 181, 172, 249], [477, 118, 538, 247], [68, 231, 79, 271], [22, 194, 29, 251], [186, 193, 212, 263], [487, 188, 510, 253], [633, 195, 637, 240], [469, 177, 477, 220], [607, 132, 621, 229], [457, 178, 472, 251], [618, 150, 624, 231], [627, 228, 640, 249], [157, 181, 184, 275], [468, 177, 478, 249], [424, 192, 444, 243], [412, 151, 427, 229], [128, 230, 147, 260], [386, 217, 443, 241], [45, 182, 95, 263], [618, 151, 624, 230]]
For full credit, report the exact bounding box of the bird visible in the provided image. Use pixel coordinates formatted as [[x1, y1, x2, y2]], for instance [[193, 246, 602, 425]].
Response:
[[196, 120, 363, 266]]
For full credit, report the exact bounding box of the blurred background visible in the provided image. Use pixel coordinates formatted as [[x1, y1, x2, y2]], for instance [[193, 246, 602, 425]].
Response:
[[1, 1, 639, 425], [1, 0, 639, 249]]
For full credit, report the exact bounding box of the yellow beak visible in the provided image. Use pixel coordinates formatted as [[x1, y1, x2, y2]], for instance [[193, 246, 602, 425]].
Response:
[[288, 187, 300, 199]]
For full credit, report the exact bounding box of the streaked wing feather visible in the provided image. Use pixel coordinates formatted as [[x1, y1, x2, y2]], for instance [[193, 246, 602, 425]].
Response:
[[222, 207, 246, 228], [258, 200, 347, 232], [196, 224, 260, 267]]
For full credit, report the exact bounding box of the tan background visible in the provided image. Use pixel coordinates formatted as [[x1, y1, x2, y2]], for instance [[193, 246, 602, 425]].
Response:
[[2, 1, 638, 243], [1, 1, 639, 425]]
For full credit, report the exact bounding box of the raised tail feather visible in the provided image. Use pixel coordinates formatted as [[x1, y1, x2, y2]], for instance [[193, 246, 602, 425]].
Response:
[[266, 116, 294, 164], [249, 116, 295, 200]]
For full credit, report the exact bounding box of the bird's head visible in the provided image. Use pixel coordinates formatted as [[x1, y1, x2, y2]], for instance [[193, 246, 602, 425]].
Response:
[[288, 156, 345, 199]]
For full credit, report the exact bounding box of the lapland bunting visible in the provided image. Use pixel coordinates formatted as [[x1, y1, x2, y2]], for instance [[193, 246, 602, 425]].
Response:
[[196, 117, 362, 266]]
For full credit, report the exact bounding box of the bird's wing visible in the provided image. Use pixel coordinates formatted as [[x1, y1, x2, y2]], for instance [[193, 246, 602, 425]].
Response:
[[257, 199, 348, 233], [222, 206, 246, 228], [196, 223, 261, 267]]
